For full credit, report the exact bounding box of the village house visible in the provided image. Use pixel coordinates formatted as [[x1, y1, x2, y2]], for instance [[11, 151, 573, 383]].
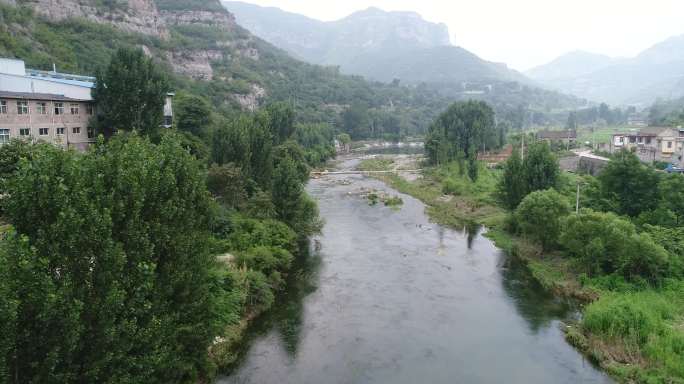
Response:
[[610, 127, 684, 166], [0, 57, 174, 150], [536, 129, 577, 147]]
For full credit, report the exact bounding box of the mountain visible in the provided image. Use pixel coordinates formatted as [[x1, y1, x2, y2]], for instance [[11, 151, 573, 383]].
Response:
[[527, 37, 684, 106], [526, 51, 618, 82], [0, 0, 456, 133], [223, 2, 529, 86], [223, 2, 449, 66]]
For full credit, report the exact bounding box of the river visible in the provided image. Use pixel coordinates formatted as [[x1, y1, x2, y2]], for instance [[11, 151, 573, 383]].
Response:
[[219, 156, 612, 384]]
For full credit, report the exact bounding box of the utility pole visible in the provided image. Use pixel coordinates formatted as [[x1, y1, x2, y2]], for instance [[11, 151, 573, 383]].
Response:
[[521, 131, 525, 161]]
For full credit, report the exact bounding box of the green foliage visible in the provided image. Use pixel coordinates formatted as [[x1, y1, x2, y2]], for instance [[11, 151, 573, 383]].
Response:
[[497, 148, 526, 210], [0, 139, 43, 195], [174, 92, 213, 136], [425, 101, 499, 170], [265, 102, 296, 145], [234, 246, 294, 288], [155, 0, 225, 12], [442, 177, 463, 196], [92, 48, 170, 138], [658, 173, 684, 225], [0, 242, 17, 383], [207, 163, 248, 210], [560, 210, 673, 284], [582, 283, 684, 381], [514, 189, 571, 250], [1, 134, 220, 382], [224, 215, 297, 253], [336, 133, 351, 145], [598, 150, 660, 217], [497, 143, 560, 210], [522, 142, 560, 193], [294, 123, 335, 166]]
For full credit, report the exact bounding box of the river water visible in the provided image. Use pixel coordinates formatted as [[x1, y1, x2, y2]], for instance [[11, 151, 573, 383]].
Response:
[[219, 157, 612, 384]]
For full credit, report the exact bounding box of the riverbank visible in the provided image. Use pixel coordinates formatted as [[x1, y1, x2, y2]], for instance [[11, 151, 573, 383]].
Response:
[[358, 155, 684, 384], [220, 154, 612, 384]]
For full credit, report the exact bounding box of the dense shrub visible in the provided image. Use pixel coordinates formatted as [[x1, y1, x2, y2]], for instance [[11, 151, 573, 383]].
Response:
[[560, 210, 672, 284], [598, 150, 660, 217], [514, 189, 570, 250]]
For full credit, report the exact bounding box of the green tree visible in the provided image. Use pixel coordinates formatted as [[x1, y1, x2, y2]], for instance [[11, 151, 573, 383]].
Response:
[[92, 48, 170, 138], [342, 104, 370, 139], [658, 173, 684, 225], [2, 134, 221, 382], [497, 148, 526, 210], [515, 189, 570, 250], [212, 116, 252, 172], [425, 101, 497, 176], [174, 92, 212, 136], [522, 142, 560, 193], [265, 102, 296, 145], [0, 241, 17, 383], [598, 150, 660, 217], [207, 163, 248, 210]]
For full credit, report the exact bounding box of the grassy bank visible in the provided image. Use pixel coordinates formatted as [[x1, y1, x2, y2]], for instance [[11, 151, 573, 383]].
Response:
[[359, 156, 684, 384]]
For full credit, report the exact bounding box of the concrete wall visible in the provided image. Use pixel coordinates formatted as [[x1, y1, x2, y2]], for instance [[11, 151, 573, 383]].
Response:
[[0, 58, 25, 76], [0, 99, 95, 147]]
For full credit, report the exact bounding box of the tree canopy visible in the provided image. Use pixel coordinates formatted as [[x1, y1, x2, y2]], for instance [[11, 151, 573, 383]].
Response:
[[92, 48, 170, 138]]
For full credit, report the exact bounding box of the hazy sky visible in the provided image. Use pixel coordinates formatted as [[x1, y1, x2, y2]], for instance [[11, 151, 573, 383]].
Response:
[[236, 0, 684, 71]]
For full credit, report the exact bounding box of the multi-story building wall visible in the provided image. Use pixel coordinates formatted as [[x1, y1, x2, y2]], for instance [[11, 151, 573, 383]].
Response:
[[0, 91, 95, 150], [611, 127, 683, 166], [1, 57, 174, 149]]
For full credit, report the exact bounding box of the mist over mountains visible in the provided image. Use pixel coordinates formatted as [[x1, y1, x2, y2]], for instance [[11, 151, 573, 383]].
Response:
[[226, 1, 684, 108], [527, 36, 684, 106], [223, 1, 530, 86]]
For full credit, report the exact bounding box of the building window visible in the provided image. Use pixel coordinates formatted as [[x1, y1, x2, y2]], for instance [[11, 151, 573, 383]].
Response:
[[87, 127, 95, 139], [163, 116, 173, 127], [86, 104, 94, 115], [70, 103, 79, 115], [629, 137, 636, 143], [19, 128, 30, 136], [72, 127, 81, 134], [17, 101, 29, 115], [36, 102, 47, 115], [619, 137, 624, 143], [54, 102, 64, 115], [57, 127, 65, 135], [638, 137, 643, 143], [0, 100, 6, 114], [0, 129, 10, 144], [39, 128, 49, 136], [646, 137, 652, 144], [668, 141, 673, 149]]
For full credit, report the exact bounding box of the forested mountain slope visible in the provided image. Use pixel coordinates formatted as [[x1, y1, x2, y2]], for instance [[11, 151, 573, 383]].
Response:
[[1, 0, 586, 136], [0, 0, 452, 133]]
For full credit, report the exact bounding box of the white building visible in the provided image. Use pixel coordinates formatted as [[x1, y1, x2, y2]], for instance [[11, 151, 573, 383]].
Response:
[[0, 57, 174, 149]]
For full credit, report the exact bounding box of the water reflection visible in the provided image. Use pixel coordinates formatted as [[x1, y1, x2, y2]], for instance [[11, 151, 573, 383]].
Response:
[[220, 171, 611, 384], [500, 253, 574, 333], [226, 240, 322, 367]]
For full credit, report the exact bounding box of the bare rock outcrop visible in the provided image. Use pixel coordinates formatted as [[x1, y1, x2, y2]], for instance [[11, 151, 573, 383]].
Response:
[[233, 84, 265, 111], [23, 0, 169, 38], [166, 49, 224, 80]]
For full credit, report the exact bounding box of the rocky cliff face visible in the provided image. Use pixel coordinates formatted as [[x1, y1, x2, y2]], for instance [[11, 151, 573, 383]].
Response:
[[22, 0, 169, 38], [14, 0, 266, 109]]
